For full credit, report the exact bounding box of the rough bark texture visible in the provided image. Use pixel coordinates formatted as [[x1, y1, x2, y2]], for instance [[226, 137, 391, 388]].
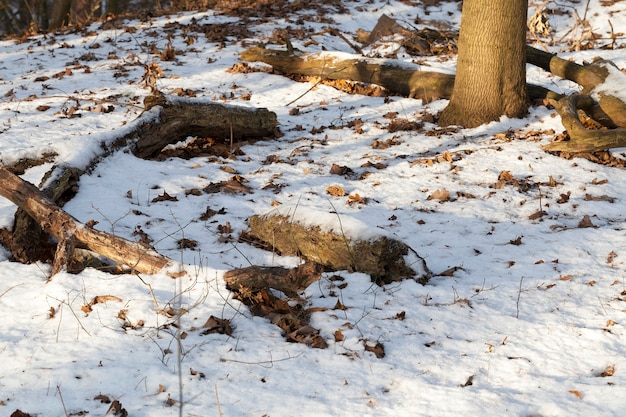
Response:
[[439, 0, 529, 127], [132, 92, 279, 159], [0, 167, 173, 276], [543, 95, 626, 152], [224, 262, 324, 297], [241, 47, 455, 101], [247, 212, 430, 285], [10, 166, 82, 265]]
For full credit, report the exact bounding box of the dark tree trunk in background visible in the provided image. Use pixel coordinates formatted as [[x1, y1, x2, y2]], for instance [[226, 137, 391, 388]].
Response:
[[439, 0, 529, 128], [49, 0, 71, 28]]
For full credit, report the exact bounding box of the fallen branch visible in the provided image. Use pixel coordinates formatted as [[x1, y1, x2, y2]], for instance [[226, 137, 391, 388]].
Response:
[[0, 167, 175, 276], [132, 91, 279, 159], [543, 94, 626, 152]]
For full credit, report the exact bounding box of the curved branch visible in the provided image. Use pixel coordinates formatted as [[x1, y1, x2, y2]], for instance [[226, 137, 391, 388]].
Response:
[[543, 94, 626, 152]]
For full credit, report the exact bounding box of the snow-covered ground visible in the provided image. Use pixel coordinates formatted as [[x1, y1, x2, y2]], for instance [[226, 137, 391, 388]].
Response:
[[1, 0, 626, 415]]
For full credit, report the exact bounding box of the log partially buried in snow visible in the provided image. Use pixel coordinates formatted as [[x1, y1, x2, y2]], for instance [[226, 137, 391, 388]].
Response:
[[247, 206, 430, 285]]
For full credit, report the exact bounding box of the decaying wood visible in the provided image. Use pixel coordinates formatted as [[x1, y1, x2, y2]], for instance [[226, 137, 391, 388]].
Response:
[[526, 46, 626, 129], [224, 262, 323, 297], [241, 46, 456, 101], [543, 94, 626, 152], [247, 211, 430, 285], [132, 91, 279, 159], [9, 166, 82, 265], [0, 167, 174, 276]]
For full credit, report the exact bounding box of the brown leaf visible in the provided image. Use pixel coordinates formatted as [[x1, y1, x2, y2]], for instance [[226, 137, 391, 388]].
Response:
[[151, 191, 178, 203], [427, 188, 450, 202], [607, 251, 618, 263], [584, 194, 615, 203], [11, 411, 34, 417], [568, 390, 583, 400], [94, 394, 111, 403], [201, 315, 233, 336], [509, 236, 523, 245], [529, 210, 547, 220], [559, 274, 573, 281], [599, 364, 615, 377], [333, 300, 348, 310], [578, 215, 596, 228], [334, 329, 345, 342], [346, 193, 366, 205], [326, 185, 346, 197], [364, 340, 385, 358], [329, 164, 353, 176]]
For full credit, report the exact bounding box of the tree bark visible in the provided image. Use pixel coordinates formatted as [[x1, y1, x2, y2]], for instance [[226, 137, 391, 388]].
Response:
[[132, 92, 279, 159], [247, 211, 430, 285], [0, 167, 174, 276], [543, 94, 626, 152], [241, 47, 455, 102], [439, 0, 529, 127], [224, 262, 323, 297]]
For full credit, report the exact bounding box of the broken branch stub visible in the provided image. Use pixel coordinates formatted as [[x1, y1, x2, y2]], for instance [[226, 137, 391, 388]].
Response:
[[247, 208, 430, 285]]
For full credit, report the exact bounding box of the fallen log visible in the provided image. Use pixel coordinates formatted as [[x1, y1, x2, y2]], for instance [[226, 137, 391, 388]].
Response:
[[132, 91, 279, 159], [246, 206, 430, 285], [0, 167, 174, 276], [241, 46, 455, 101], [224, 262, 323, 297]]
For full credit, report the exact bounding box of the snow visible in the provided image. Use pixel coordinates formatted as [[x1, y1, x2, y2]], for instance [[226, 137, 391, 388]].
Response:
[[1, 1, 626, 416]]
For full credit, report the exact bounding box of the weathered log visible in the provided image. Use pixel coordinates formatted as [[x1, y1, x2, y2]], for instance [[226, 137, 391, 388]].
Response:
[[526, 46, 626, 129], [224, 262, 323, 297], [543, 94, 626, 152], [0, 167, 174, 276], [246, 208, 430, 285], [10, 166, 82, 265], [241, 46, 455, 101], [132, 91, 279, 159]]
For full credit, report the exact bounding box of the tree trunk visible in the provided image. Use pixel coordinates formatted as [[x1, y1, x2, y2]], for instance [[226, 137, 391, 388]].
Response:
[[49, 0, 72, 29], [439, 0, 529, 127]]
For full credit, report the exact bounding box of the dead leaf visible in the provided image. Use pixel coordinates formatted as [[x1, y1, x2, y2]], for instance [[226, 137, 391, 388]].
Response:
[[363, 340, 385, 358], [584, 194, 615, 203], [151, 191, 178, 203], [330, 164, 353, 176], [599, 364, 615, 377], [578, 215, 596, 228], [568, 390, 583, 400], [326, 185, 346, 197], [334, 329, 345, 342], [346, 193, 366, 205], [427, 188, 450, 202], [201, 315, 233, 336], [607, 251, 618, 263], [394, 311, 406, 320], [461, 375, 474, 387], [94, 394, 111, 403], [559, 274, 573, 281], [509, 236, 523, 246]]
